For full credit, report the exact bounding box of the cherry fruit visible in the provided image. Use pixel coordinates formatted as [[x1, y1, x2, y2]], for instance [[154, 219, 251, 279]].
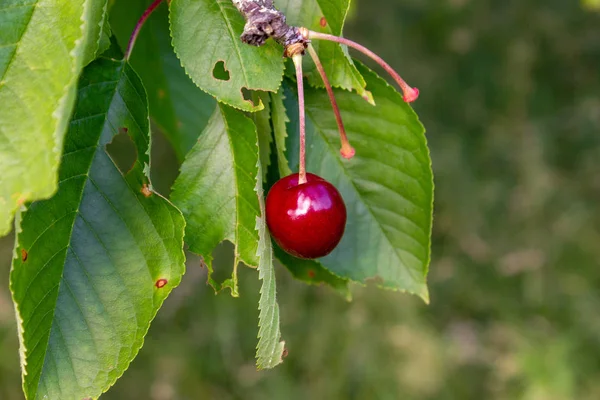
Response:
[[266, 173, 347, 259]]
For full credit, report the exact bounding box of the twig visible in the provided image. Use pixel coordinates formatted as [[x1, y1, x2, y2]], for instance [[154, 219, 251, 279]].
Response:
[[231, 0, 308, 48], [306, 30, 419, 103], [291, 54, 307, 184], [307, 44, 355, 159], [125, 0, 164, 60]]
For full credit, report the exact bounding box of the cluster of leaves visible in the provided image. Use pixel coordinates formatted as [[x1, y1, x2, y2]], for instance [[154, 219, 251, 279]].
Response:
[[0, 0, 432, 398]]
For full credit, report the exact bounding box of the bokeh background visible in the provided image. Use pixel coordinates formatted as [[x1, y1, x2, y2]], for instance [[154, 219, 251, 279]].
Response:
[[2, 0, 600, 399]]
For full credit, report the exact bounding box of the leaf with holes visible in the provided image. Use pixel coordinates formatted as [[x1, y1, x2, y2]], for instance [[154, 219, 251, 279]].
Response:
[[0, 0, 109, 236], [10, 58, 186, 400], [171, 104, 260, 296], [283, 64, 433, 301], [82, 0, 111, 66], [110, 0, 216, 160], [170, 0, 284, 112], [275, 0, 370, 101]]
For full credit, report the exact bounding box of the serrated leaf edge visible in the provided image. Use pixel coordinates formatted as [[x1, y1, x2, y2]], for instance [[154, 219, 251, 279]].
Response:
[[168, 0, 287, 113], [304, 64, 431, 303], [10, 59, 187, 399], [254, 140, 285, 369]]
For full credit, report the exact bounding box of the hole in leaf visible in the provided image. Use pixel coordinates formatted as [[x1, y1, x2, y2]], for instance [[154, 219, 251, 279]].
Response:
[[241, 87, 255, 106], [205, 241, 243, 296], [210, 241, 235, 283], [212, 61, 231, 81], [106, 127, 138, 175]]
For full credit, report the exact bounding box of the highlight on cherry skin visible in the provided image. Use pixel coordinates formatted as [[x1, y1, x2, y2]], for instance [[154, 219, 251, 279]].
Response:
[[266, 173, 347, 259]]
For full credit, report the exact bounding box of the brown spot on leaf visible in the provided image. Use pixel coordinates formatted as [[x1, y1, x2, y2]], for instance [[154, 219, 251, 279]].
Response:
[[319, 17, 327, 27], [307, 269, 316, 278], [21, 249, 27, 262], [141, 183, 152, 197], [282, 348, 289, 358], [155, 279, 168, 288], [158, 89, 165, 99]]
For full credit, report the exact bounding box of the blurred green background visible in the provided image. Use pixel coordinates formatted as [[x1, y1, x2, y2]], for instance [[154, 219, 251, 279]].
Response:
[[2, 0, 600, 399]]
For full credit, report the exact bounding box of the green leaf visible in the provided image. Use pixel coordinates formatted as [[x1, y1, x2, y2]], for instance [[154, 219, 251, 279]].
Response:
[[170, 0, 284, 112], [270, 90, 293, 177], [250, 92, 273, 182], [82, 0, 111, 66], [10, 58, 186, 400], [96, 14, 112, 59], [110, 0, 216, 160], [275, 0, 370, 101], [315, 0, 347, 34], [0, 0, 110, 236], [171, 104, 260, 296], [273, 245, 351, 300], [254, 147, 285, 369], [284, 64, 433, 301]]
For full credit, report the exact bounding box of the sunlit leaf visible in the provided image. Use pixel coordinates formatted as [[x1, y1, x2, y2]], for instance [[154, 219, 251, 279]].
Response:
[[270, 90, 293, 177], [250, 92, 273, 182], [82, 0, 111, 66], [110, 0, 216, 160], [283, 64, 432, 301], [0, 0, 109, 235], [170, 0, 284, 111], [10, 58, 186, 400], [171, 104, 260, 296]]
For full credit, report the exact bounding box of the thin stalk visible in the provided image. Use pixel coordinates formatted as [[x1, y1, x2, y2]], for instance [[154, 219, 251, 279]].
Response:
[[125, 0, 164, 60], [307, 30, 419, 103], [307, 44, 355, 159], [292, 53, 307, 184]]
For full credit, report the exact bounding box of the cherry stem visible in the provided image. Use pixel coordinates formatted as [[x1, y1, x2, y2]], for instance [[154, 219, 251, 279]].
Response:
[[125, 0, 164, 61], [307, 44, 355, 159], [292, 53, 307, 185], [306, 30, 419, 103]]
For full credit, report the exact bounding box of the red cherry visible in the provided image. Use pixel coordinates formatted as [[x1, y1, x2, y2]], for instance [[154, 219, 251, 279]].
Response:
[[266, 173, 347, 259]]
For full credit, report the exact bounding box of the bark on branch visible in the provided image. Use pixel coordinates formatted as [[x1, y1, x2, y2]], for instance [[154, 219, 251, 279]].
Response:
[[231, 0, 307, 48]]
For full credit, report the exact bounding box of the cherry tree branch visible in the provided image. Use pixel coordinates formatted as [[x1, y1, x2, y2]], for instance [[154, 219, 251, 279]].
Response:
[[231, 0, 307, 47]]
